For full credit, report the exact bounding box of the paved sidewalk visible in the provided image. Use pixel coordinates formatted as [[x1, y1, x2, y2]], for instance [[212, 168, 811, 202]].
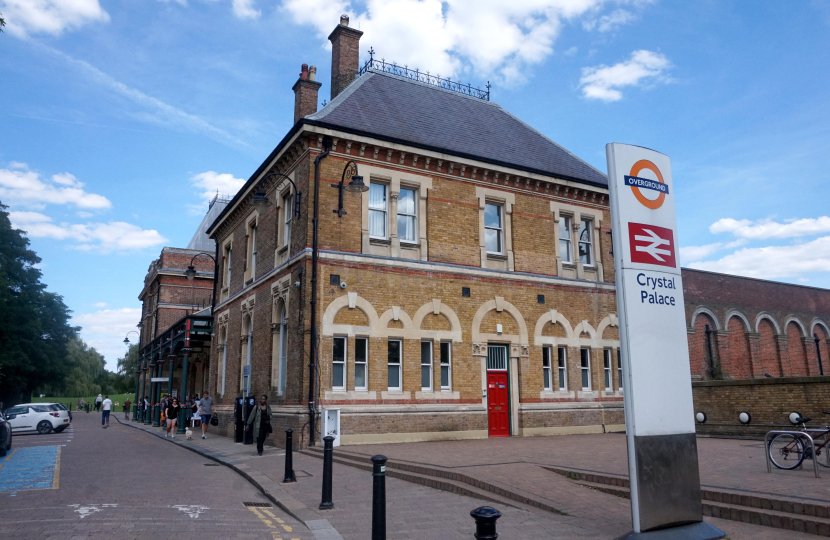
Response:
[[119, 417, 822, 539]]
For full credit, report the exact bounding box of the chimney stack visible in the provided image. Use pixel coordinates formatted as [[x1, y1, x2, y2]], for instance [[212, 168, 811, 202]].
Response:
[[292, 63, 322, 124], [328, 14, 363, 100]]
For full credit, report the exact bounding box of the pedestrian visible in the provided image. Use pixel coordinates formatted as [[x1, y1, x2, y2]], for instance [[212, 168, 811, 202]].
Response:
[[198, 391, 214, 440], [165, 398, 180, 438], [246, 395, 272, 456], [123, 398, 131, 420], [144, 396, 149, 418], [184, 395, 193, 425], [101, 395, 112, 428], [95, 394, 102, 412]]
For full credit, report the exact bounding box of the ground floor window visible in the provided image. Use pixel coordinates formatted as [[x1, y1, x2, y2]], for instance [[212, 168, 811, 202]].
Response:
[[542, 347, 552, 391], [388, 339, 402, 391], [332, 337, 346, 391], [421, 341, 433, 391], [557, 346, 567, 391], [617, 348, 623, 391], [580, 348, 591, 391], [603, 349, 612, 391], [440, 342, 451, 390], [355, 338, 368, 391]]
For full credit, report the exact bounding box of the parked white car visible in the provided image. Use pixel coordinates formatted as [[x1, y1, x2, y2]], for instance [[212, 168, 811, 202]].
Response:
[[4, 403, 71, 434]]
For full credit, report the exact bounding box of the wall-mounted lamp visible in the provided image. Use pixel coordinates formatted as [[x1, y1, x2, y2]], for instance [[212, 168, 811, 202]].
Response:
[[332, 160, 369, 216]]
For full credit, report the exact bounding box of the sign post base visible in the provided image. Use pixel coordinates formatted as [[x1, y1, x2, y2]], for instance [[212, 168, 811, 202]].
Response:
[[615, 521, 724, 540]]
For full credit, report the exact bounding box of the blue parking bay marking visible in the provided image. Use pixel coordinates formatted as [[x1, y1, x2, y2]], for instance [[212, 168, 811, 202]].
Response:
[[0, 446, 61, 493]]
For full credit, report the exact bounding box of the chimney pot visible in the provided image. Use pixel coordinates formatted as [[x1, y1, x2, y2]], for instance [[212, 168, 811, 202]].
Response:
[[340, 14, 349, 27], [309, 66, 317, 82], [300, 63, 309, 80]]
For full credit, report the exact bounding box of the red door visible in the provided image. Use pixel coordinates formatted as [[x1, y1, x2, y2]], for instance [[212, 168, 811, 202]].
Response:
[[487, 371, 510, 437]]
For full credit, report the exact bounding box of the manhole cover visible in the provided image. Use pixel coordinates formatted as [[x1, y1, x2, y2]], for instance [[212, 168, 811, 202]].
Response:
[[243, 502, 272, 507]]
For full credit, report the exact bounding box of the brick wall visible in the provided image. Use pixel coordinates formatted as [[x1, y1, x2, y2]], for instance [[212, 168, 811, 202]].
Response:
[[692, 377, 830, 436]]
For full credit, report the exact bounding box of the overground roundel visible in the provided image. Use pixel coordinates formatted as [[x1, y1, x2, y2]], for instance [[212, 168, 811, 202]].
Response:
[[627, 159, 666, 210]]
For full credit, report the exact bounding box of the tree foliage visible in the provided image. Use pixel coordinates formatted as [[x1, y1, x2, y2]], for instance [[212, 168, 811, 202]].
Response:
[[0, 13, 5, 32], [0, 202, 75, 406]]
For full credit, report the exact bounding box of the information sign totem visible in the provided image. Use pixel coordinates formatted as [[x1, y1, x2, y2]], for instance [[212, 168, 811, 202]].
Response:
[[606, 144, 723, 540]]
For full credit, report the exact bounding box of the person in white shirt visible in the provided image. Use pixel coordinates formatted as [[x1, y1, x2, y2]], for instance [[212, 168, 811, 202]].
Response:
[[101, 395, 112, 428]]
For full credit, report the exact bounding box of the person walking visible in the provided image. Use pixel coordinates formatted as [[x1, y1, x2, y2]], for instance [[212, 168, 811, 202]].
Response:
[[95, 394, 103, 412], [101, 395, 112, 428], [123, 398, 131, 420], [198, 392, 214, 439], [245, 395, 272, 456], [165, 398, 180, 438]]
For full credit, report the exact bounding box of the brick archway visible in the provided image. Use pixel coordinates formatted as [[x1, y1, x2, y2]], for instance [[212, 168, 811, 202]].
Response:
[[689, 312, 719, 378], [758, 318, 781, 377]]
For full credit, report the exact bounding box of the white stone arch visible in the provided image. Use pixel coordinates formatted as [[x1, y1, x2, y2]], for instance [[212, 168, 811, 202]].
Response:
[[595, 314, 619, 341], [411, 300, 463, 342], [471, 297, 529, 344], [754, 312, 781, 334], [691, 306, 721, 331], [378, 307, 415, 337], [810, 318, 830, 337], [784, 316, 807, 337], [321, 292, 381, 337], [724, 310, 751, 332], [533, 309, 574, 346], [573, 320, 598, 340]]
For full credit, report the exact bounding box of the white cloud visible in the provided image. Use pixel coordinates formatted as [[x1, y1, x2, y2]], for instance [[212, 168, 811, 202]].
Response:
[[10, 211, 167, 252], [710, 217, 830, 239], [73, 307, 142, 369], [579, 49, 670, 101], [583, 8, 636, 32], [0, 166, 111, 210], [0, 0, 109, 37], [687, 236, 830, 280], [679, 239, 746, 263], [281, 0, 608, 83], [92, 302, 108, 308], [232, 0, 261, 19], [191, 171, 246, 202]]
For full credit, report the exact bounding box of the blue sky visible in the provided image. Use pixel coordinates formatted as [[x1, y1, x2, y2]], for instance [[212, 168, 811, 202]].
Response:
[[2, 0, 830, 368]]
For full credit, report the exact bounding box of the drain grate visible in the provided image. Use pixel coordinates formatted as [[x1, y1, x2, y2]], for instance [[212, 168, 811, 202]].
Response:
[[243, 502, 272, 508], [204, 463, 220, 466]]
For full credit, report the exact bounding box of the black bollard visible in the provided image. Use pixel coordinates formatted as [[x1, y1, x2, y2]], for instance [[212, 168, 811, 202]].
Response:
[[371, 455, 388, 540], [283, 429, 296, 483], [470, 507, 501, 540], [319, 435, 335, 510]]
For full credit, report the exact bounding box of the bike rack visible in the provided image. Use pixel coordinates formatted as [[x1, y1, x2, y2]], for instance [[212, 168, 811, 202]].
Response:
[[764, 430, 820, 478]]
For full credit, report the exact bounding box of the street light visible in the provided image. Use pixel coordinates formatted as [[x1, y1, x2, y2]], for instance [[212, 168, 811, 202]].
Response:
[[331, 160, 369, 216], [123, 330, 139, 345], [250, 172, 302, 217], [185, 252, 217, 281]]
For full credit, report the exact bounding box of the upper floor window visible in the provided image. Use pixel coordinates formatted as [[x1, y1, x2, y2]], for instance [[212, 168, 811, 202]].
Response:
[[247, 222, 257, 281], [283, 193, 293, 247], [223, 244, 232, 288], [369, 183, 387, 239], [578, 218, 593, 266], [332, 336, 346, 391], [559, 216, 572, 264], [397, 188, 417, 243], [484, 203, 503, 254]]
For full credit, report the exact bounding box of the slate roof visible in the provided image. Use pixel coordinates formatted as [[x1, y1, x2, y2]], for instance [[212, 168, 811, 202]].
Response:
[[306, 70, 608, 187]]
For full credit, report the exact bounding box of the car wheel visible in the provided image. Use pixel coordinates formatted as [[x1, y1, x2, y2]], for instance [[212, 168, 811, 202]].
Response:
[[37, 421, 53, 435], [54, 426, 67, 433], [0, 439, 7, 457]]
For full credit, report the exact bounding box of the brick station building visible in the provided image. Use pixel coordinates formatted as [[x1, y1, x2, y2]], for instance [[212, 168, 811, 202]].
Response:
[[197, 16, 830, 447], [205, 16, 624, 446]]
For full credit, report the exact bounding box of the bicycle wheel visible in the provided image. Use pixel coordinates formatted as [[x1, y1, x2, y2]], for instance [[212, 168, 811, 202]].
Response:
[[769, 433, 805, 470], [813, 434, 830, 468]]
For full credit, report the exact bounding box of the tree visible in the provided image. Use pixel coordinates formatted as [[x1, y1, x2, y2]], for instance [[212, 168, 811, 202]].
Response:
[[1, 13, 5, 32], [0, 202, 75, 406]]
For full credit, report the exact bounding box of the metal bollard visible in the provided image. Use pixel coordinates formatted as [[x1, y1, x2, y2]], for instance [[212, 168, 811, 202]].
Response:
[[371, 455, 388, 540], [319, 435, 335, 510], [283, 429, 297, 483], [470, 506, 501, 540]]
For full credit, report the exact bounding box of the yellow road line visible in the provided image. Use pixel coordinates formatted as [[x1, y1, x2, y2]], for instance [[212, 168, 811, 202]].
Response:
[[52, 446, 61, 489], [246, 507, 299, 539]]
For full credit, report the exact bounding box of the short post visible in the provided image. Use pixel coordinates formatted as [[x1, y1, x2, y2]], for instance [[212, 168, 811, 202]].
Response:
[[319, 435, 335, 510], [283, 429, 297, 483], [470, 506, 501, 540], [371, 455, 388, 540]]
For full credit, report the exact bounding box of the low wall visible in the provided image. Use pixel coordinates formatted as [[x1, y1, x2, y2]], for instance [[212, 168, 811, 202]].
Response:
[[692, 376, 830, 436]]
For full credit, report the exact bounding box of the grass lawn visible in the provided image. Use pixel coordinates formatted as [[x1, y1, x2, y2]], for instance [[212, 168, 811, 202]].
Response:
[[31, 394, 134, 411]]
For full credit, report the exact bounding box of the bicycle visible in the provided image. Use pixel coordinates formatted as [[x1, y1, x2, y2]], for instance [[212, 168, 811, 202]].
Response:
[[768, 412, 830, 470]]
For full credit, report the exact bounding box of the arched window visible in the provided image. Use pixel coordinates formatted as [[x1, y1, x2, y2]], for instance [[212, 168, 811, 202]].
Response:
[[278, 306, 288, 394], [243, 317, 253, 395], [219, 327, 227, 396]]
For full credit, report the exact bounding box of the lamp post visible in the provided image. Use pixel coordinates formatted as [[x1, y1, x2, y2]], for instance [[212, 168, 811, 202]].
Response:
[[123, 332, 140, 421], [184, 252, 217, 282], [250, 172, 303, 218], [331, 160, 369, 216]]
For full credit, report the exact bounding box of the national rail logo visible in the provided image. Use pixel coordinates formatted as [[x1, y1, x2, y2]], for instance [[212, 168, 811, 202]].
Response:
[[624, 160, 668, 210]]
